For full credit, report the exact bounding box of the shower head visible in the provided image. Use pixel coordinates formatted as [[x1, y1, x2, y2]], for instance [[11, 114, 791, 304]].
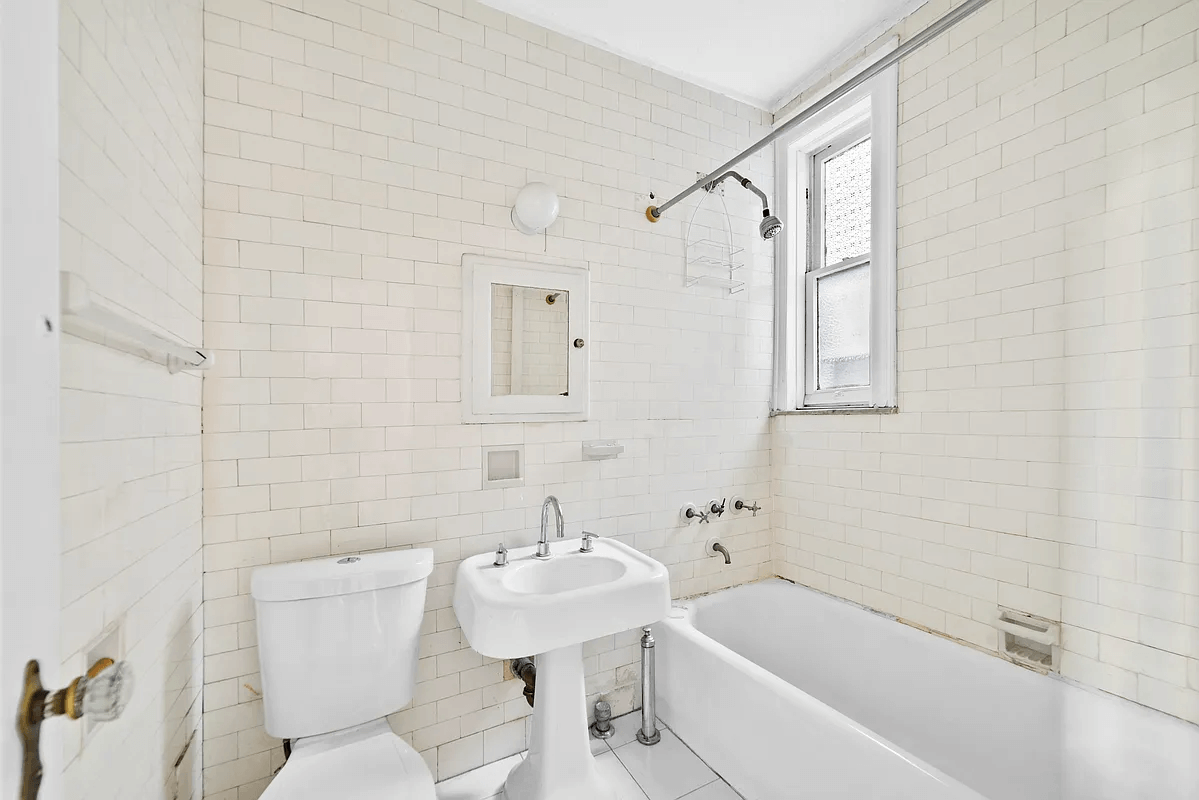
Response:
[[760, 212, 783, 240]]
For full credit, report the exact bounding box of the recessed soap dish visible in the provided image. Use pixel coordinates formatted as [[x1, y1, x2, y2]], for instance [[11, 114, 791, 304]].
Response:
[[995, 608, 1059, 672]]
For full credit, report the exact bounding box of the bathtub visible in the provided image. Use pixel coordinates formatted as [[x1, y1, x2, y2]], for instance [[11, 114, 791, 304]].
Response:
[[656, 579, 1199, 800]]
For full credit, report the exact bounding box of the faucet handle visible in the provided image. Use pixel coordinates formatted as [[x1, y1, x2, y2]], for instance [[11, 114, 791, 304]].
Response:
[[734, 498, 762, 516], [580, 532, 599, 553], [494, 542, 508, 567]]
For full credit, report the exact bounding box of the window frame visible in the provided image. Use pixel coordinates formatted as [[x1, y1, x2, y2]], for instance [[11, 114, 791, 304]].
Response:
[[772, 55, 899, 412]]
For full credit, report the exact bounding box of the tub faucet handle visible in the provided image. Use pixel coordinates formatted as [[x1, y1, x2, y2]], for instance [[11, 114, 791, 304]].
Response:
[[708, 498, 727, 517], [683, 505, 709, 524], [734, 498, 761, 516]]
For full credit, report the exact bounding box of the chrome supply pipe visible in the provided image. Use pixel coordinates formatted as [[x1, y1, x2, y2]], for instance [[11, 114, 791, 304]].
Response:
[[636, 627, 661, 745], [591, 700, 614, 739], [645, 0, 997, 223]]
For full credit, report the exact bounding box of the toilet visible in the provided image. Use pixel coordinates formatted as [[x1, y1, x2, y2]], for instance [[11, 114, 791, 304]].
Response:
[[251, 549, 438, 799]]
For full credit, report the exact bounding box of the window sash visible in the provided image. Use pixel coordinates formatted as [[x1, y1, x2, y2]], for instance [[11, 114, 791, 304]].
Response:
[[808, 124, 871, 275], [805, 257, 872, 406], [804, 122, 873, 407]]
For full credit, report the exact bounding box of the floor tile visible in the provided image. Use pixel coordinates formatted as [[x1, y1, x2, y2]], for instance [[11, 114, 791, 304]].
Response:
[[436, 718, 730, 800], [612, 729, 716, 800], [595, 751, 651, 800], [435, 753, 521, 800], [604, 710, 652, 749], [680, 780, 742, 800]]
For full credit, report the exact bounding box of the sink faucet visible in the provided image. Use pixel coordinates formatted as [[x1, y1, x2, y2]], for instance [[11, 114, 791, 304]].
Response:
[[536, 495, 564, 559]]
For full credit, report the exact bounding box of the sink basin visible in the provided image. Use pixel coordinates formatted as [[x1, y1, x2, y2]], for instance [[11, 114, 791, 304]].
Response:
[[503, 554, 627, 595], [454, 537, 670, 659]]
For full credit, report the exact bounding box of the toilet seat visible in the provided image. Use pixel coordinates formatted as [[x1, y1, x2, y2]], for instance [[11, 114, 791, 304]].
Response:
[[261, 719, 436, 800]]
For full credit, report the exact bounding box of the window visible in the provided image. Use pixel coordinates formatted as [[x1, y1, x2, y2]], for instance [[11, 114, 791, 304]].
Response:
[[773, 57, 898, 411]]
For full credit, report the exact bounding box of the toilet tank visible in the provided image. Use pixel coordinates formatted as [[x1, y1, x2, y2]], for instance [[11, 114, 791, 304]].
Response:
[[251, 549, 434, 740]]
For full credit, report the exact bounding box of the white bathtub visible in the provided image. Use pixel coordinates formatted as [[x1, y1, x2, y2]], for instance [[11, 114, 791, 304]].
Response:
[[656, 579, 1199, 800]]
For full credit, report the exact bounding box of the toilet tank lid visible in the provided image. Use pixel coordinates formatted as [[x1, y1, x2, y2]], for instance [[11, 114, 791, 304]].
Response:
[[251, 549, 434, 602]]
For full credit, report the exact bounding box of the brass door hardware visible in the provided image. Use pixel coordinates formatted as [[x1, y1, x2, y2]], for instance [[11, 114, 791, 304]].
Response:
[[18, 658, 134, 800]]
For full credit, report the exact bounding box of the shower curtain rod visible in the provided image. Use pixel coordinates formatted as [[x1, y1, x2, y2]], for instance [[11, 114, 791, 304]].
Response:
[[645, 0, 997, 224]]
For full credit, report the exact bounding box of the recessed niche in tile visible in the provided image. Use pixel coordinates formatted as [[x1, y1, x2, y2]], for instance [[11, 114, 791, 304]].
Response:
[[482, 445, 524, 489]]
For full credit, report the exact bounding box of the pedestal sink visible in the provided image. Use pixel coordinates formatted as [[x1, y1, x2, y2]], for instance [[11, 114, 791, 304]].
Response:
[[454, 537, 670, 800]]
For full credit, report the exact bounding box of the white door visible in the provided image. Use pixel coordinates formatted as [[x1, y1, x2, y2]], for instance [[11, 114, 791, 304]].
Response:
[[1, 0, 62, 797]]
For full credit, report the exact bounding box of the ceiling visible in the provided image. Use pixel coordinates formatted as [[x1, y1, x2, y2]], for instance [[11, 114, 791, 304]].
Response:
[[477, 0, 926, 111]]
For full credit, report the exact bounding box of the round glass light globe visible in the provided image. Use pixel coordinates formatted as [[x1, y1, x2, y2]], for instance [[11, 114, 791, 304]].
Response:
[[511, 182, 560, 234]]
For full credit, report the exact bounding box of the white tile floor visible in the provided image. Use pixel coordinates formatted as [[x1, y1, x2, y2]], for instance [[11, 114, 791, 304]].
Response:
[[434, 714, 742, 800]]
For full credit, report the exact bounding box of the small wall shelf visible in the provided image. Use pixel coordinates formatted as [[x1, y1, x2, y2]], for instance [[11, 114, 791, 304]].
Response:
[[60, 272, 211, 373], [582, 440, 624, 461]]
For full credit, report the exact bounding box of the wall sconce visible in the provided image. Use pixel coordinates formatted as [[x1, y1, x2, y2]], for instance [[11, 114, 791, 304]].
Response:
[[511, 182, 559, 235]]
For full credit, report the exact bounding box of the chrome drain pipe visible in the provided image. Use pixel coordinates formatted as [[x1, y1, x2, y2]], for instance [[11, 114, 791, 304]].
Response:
[[636, 627, 661, 745]]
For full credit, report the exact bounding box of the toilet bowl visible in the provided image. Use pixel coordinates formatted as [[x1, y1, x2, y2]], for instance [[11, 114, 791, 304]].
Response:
[[251, 549, 437, 799]]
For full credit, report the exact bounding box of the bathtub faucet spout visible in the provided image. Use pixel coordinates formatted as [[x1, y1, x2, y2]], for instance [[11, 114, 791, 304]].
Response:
[[713, 542, 731, 564]]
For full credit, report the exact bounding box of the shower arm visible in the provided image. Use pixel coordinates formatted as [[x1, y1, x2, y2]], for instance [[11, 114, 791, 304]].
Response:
[[704, 171, 771, 212], [645, 0, 998, 224]]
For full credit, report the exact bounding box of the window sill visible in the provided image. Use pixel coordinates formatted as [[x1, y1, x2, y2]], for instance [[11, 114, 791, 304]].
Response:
[[770, 406, 898, 416]]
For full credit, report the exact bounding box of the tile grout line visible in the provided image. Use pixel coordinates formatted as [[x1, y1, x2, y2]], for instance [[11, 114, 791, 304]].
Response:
[[659, 721, 747, 800]]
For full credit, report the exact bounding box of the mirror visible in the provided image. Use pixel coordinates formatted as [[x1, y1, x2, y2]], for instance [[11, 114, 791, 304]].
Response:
[[490, 284, 569, 397], [463, 255, 589, 423]]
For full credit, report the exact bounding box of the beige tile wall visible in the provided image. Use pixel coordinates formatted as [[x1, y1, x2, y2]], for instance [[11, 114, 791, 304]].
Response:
[[773, 0, 1199, 725], [199, 0, 775, 795], [58, 0, 205, 797]]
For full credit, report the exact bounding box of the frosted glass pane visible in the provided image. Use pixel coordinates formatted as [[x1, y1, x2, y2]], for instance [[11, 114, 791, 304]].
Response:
[[823, 138, 872, 265], [817, 264, 871, 390]]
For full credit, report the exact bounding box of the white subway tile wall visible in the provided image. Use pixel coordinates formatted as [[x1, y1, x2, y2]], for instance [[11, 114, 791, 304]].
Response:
[[490, 284, 513, 395], [773, 0, 1199, 724], [200, 0, 774, 795], [59, 0, 205, 797]]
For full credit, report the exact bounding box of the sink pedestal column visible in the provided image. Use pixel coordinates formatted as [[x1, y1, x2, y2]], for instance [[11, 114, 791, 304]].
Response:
[[503, 643, 615, 800]]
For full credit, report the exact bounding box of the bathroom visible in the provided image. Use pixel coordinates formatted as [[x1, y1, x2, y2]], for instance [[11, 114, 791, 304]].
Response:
[[0, 0, 1197, 797]]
